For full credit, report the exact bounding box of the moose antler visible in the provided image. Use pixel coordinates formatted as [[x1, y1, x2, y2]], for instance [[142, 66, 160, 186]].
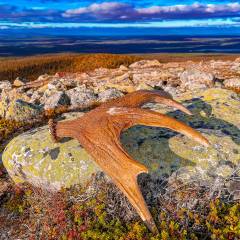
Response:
[[49, 90, 210, 233]]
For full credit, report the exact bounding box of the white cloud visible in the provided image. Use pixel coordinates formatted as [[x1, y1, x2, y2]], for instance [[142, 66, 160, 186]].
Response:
[[63, 2, 130, 18], [63, 2, 240, 21]]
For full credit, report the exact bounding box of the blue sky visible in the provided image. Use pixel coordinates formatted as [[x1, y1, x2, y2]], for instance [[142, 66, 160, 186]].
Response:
[[1, 0, 240, 34]]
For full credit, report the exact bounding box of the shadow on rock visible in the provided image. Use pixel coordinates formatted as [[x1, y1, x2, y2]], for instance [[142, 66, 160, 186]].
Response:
[[120, 97, 240, 206]]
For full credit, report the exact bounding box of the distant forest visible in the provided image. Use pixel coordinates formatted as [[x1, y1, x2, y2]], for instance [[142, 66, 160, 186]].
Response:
[[0, 53, 239, 82]]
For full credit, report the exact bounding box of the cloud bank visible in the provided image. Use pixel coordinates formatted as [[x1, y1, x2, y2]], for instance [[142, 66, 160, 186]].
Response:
[[63, 2, 240, 21], [1, 1, 240, 27]]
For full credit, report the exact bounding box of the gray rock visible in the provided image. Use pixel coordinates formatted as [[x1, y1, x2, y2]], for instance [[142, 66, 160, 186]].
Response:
[[48, 79, 67, 91], [30, 90, 44, 105], [162, 86, 179, 96], [40, 89, 59, 105], [1, 99, 43, 122], [98, 88, 123, 102], [44, 91, 70, 110], [180, 69, 215, 90], [0, 81, 12, 93], [66, 86, 97, 108]]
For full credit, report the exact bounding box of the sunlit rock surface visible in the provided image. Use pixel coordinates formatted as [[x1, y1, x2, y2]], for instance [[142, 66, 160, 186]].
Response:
[[2, 88, 240, 190]]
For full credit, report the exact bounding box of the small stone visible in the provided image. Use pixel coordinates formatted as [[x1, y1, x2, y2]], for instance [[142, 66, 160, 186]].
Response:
[[226, 180, 240, 201], [61, 112, 85, 120], [119, 65, 129, 71], [37, 74, 50, 81], [13, 77, 27, 87]]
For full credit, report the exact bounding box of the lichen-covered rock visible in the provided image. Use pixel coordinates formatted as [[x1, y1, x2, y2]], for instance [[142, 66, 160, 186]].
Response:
[[180, 69, 215, 90], [47, 79, 67, 91], [0, 81, 12, 93], [2, 88, 240, 190], [29, 90, 44, 105], [98, 88, 123, 102], [2, 113, 100, 190], [66, 86, 97, 109], [144, 88, 240, 183], [5, 99, 43, 122], [132, 71, 162, 85], [44, 91, 70, 110], [0, 89, 42, 121]]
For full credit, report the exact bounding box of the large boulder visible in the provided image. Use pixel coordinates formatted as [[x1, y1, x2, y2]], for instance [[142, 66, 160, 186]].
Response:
[[180, 69, 215, 90], [2, 88, 240, 190], [4, 100, 43, 122], [44, 91, 70, 110], [98, 88, 123, 103], [0, 89, 43, 122], [66, 86, 97, 109], [3, 112, 100, 190]]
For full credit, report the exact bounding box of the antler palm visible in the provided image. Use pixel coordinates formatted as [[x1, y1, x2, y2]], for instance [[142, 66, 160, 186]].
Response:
[[49, 90, 210, 233]]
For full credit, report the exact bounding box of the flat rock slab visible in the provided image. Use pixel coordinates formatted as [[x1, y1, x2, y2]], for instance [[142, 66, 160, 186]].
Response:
[[2, 88, 240, 190]]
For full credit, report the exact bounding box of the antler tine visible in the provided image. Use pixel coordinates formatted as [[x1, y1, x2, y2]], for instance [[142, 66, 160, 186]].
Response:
[[104, 90, 192, 115], [109, 107, 210, 147], [77, 134, 159, 233]]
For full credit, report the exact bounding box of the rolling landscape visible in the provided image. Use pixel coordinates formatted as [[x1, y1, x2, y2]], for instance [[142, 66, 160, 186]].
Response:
[[1, 35, 240, 57]]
